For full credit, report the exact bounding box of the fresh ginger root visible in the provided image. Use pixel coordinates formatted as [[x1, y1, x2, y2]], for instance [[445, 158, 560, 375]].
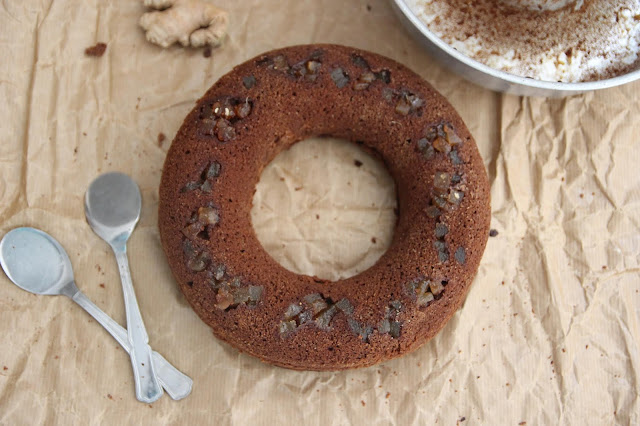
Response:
[[139, 0, 229, 48]]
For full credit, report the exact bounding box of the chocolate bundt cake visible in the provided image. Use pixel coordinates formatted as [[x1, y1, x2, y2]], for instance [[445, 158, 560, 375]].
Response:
[[159, 44, 490, 370]]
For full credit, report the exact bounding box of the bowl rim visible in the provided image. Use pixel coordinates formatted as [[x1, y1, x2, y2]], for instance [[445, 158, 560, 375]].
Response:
[[394, 0, 640, 93]]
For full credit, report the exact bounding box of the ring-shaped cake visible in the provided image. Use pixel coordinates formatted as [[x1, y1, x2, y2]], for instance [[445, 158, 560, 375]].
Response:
[[159, 44, 490, 370]]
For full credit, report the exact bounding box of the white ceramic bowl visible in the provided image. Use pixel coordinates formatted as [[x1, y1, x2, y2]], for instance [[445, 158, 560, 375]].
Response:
[[391, 0, 640, 97]]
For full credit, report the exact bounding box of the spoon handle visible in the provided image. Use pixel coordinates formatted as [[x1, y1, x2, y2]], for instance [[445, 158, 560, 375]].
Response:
[[112, 244, 163, 403], [70, 287, 193, 400]]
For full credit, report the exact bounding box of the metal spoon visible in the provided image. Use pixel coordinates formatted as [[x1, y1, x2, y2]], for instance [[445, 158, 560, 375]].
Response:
[[84, 172, 162, 403], [0, 227, 192, 400]]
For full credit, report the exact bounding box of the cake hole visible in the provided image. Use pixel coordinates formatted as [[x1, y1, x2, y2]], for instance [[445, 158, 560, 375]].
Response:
[[251, 137, 397, 281]]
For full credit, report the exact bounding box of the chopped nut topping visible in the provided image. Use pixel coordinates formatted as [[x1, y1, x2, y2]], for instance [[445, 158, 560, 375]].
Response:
[[424, 123, 464, 159], [378, 319, 390, 334], [331, 68, 349, 88], [290, 58, 323, 82], [359, 71, 376, 83], [395, 99, 411, 116], [417, 138, 435, 160], [382, 87, 394, 101], [200, 178, 211, 194], [272, 55, 289, 71], [375, 70, 391, 84], [449, 150, 463, 165], [426, 206, 441, 218], [417, 138, 429, 151], [336, 298, 354, 315], [435, 223, 449, 238], [417, 292, 435, 306], [353, 71, 376, 90], [197, 206, 219, 225], [235, 100, 251, 118], [306, 60, 321, 73], [433, 136, 451, 154], [213, 264, 225, 281], [429, 281, 445, 297], [386, 89, 424, 116], [247, 286, 263, 303], [352, 54, 370, 69], [198, 96, 253, 141], [279, 320, 296, 335], [315, 305, 337, 329], [448, 190, 464, 205], [348, 317, 362, 334], [181, 181, 201, 192], [443, 124, 462, 145], [215, 119, 236, 141], [210, 271, 263, 310], [434, 172, 451, 190], [304, 293, 328, 315], [407, 277, 443, 307], [284, 303, 303, 320], [187, 250, 209, 272], [279, 293, 403, 341], [182, 161, 222, 193], [206, 162, 221, 178], [389, 321, 401, 338], [353, 82, 370, 91], [215, 287, 234, 310], [242, 75, 256, 89]]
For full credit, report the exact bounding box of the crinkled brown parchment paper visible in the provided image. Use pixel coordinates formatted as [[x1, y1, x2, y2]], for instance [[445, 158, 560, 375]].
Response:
[[0, 0, 639, 424]]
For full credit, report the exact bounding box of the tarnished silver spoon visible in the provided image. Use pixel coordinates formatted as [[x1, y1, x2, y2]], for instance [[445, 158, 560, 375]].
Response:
[[84, 172, 163, 403], [0, 227, 192, 400]]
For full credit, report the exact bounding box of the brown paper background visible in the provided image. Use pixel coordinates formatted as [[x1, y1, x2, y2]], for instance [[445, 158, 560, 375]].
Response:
[[1, 0, 639, 424]]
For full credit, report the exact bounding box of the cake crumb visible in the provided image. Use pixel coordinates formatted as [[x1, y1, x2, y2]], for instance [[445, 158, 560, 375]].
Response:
[[85, 42, 107, 57], [203, 46, 212, 58], [99, 283, 105, 288], [489, 229, 499, 237], [107, 394, 113, 400], [371, 237, 377, 244], [158, 132, 166, 146], [3, 366, 7, 371], [385, 392, 391, 399], [354, 159, 363, 167], [361, 400, 366, 406]]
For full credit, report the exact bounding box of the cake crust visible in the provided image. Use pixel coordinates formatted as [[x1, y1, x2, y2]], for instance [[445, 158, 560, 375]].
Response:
[[159, 44, 491, 370]]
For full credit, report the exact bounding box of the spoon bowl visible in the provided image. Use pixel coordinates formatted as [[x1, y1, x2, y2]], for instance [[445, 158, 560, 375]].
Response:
[[0, 227, 75, 297], [85, 172, 142, 245]]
